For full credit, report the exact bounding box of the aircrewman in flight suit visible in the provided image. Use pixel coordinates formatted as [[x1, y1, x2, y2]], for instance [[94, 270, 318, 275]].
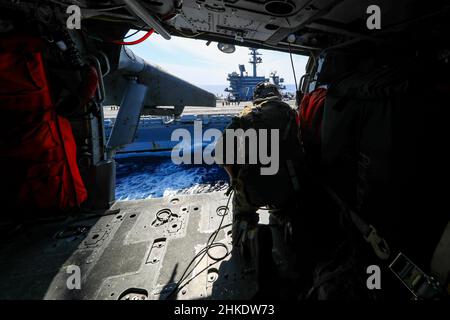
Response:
[[215, 82, 303, 283]]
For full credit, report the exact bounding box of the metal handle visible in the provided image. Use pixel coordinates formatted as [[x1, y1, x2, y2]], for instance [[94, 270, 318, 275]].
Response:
[[123, 0, 171, 40]]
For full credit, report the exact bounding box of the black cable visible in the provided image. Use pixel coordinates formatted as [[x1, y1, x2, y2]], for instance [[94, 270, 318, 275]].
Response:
[[165, 191, 234, 299], [175, 251, 232, 295], [122, 25, 146, 39], [288, 43, 298, 91], [80, 25, 149, 45], [165, 200, 231, 299], [167, 226, 232, 298]]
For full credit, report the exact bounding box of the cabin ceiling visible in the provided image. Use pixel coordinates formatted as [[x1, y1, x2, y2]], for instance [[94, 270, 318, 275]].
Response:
[[101, 0, 448, 54], [1, 0, 449, 55]]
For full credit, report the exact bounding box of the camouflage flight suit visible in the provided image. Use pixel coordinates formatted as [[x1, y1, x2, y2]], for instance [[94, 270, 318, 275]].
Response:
[[215, 96, 303, 247]]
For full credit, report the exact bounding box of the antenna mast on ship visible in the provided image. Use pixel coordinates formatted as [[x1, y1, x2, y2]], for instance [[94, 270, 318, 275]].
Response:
[[249, 48, 262, 77]]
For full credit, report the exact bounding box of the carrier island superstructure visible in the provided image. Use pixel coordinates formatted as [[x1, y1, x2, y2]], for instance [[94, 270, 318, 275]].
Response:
[[225, 48, 286, 102], [106, 47, 289, 155]]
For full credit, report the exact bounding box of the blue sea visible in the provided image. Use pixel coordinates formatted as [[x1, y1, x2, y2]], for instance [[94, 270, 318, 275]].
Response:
[[114, 83, 296, 201], [115, 156, 229, 201]]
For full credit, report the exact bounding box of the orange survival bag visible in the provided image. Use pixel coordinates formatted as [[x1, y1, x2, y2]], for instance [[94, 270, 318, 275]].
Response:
[[0, 34, 87, 212]]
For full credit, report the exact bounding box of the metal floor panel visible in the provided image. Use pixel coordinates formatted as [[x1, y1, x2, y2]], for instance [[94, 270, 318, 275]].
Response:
[[0, 192, 260, 300]]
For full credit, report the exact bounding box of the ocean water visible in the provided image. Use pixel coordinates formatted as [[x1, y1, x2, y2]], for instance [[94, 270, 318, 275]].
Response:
[[114, 84, 297, 201], [115, 155, 229, 201]]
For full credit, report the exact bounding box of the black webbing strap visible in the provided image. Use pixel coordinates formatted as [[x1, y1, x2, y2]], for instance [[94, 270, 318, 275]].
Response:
[[323, 184, 391, 260]]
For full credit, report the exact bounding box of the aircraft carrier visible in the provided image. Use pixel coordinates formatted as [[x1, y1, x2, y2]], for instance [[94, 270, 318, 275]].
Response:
[[103, 47, 291, 156], [2, 0, 446, 303], [225, 48, 286, 101], [0, 27, 297, 301]]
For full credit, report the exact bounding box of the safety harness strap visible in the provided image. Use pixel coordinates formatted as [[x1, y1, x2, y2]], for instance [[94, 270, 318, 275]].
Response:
[[323, 185, 391, 260]]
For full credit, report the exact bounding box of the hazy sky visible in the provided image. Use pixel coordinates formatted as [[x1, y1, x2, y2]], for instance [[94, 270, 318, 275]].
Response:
[[127, 32, 309, 86]]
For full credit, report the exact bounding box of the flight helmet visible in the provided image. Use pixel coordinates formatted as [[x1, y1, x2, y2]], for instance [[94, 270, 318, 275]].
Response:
[[252, 82, 281, 102]]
